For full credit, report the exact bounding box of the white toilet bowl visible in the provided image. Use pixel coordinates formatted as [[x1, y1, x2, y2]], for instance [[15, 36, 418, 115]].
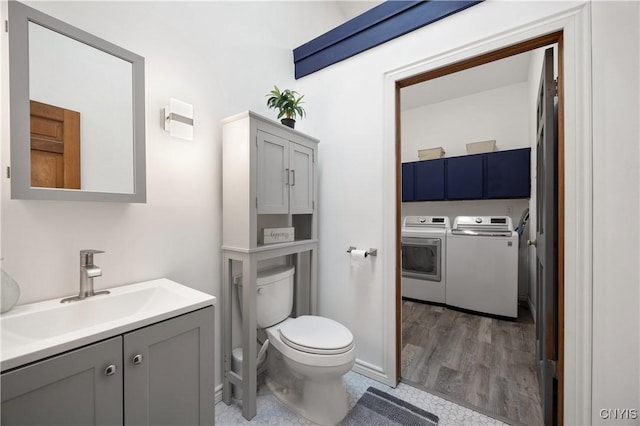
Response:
[[265, 316, 355, 426], [236, 266, 355, 425]]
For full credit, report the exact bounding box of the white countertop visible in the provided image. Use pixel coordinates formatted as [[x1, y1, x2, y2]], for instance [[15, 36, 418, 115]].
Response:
[[1, 279, 215, 372]]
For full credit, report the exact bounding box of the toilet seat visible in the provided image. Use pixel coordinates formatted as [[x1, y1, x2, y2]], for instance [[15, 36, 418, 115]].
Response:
[[279, 316, 354, 355]]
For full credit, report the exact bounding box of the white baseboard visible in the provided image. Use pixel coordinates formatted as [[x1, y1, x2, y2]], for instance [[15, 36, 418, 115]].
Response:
[[214, 384, 223, 404], [528, 297, 536, 324], [352, 358, 393, 387]]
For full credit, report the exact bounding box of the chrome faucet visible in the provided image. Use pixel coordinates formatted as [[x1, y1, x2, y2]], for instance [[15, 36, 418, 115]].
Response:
[[61, 250, 110, 303]]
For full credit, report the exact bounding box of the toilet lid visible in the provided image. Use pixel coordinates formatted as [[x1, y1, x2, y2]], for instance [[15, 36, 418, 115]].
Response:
[[279, 316, 354, 355]]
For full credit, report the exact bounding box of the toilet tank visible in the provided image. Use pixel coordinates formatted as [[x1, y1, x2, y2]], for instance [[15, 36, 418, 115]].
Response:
[[235, 265, 294, 328]]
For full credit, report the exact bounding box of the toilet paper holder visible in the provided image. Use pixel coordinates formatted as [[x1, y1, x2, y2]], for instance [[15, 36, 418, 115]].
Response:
[[347, 246, 377, 257]]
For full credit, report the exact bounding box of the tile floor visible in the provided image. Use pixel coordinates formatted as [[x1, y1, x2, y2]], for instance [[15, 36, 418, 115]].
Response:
[[215, 371, 507, 425]]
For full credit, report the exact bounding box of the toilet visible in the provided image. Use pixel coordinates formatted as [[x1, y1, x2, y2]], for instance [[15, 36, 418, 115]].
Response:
[[236, 265, 355, 425]]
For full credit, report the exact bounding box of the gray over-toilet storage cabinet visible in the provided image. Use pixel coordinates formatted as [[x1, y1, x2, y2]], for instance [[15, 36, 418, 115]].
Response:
[[221, 111, 319, 420]]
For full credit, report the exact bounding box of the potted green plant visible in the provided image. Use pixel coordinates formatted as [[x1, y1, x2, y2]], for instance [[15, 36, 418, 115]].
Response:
[[266, 85, 306, 129]]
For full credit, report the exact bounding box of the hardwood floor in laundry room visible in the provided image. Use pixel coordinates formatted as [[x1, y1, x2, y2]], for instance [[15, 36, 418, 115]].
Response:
[[401, 299, 544, 426]]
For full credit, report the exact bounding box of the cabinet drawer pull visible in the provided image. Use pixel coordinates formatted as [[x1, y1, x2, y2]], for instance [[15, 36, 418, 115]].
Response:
[[104, 364, 117, 376], [291, 169, 296, 186], [132, 354, 144, 365]]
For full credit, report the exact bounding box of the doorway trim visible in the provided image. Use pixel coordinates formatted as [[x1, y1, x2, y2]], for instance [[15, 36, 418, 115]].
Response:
[[382, 4, 592, 425]]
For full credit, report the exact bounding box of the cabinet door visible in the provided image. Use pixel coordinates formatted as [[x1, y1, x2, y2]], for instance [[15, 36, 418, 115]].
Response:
[[124, 307, 215, 426], [1, 337, 123, 426], [289, 143, 314, 214], [414, 159, 445, 201], [257, 130, 289, 214], [486, 148, 531, 198], [401, 163, 415, 202], [446, 154, 484, 200]]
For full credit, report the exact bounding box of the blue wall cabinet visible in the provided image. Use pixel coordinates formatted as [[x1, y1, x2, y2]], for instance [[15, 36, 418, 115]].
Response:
[[446, 154, 484, 200], [414, 158, 445, 201], [401, 148, 531, 202], [486, 148, 531, 198], [402, 162, 415, 202]]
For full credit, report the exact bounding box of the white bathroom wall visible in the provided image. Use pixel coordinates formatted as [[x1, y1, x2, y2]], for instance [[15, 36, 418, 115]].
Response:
[[297, 0, 640, 421], [297, 0, 580, 378], [0, 0, 344, 393], [591, 2, 640, 423]]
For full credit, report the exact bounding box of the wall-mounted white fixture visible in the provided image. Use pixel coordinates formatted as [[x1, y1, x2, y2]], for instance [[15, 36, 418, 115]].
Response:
[[164, 98, 193, 140]]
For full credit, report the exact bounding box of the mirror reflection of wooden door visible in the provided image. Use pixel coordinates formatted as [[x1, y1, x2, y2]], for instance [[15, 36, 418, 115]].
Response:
[[30, 100, 80, 189]]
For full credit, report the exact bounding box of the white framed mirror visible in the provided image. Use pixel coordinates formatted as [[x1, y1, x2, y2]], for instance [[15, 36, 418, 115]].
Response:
[[8, 1, 146, 202]]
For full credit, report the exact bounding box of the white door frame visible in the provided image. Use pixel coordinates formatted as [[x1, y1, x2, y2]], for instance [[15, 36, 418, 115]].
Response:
[[381, 4, 593, 425]]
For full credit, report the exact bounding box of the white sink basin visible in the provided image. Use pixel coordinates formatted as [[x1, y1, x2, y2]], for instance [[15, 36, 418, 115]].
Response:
[[1, 279, 215, 371]]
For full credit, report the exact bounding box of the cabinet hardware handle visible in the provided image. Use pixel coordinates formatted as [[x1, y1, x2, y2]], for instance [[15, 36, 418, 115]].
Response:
[[104, 364, 117, 376], [285, 168, 289, 185], [291, 169, 296, 186], [132, 354, 143, 365], [528, 239, 537, 247]]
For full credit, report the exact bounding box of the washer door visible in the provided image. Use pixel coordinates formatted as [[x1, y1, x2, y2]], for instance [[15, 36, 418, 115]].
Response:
[[401, 237, 442, 282]]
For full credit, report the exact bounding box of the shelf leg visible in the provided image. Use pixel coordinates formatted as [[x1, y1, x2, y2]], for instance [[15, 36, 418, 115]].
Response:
[[221, 254, 233, 405], [241, 257, 258, 420], [310, 247, 318, 315]]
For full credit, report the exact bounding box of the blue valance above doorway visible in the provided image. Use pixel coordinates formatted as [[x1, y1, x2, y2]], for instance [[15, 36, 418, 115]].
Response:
[[293, 0, 483, 79]]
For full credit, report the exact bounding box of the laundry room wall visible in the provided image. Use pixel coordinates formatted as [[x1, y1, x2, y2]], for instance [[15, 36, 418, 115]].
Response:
[[401, 82, 530, 161], [400, 82, 531, 232]]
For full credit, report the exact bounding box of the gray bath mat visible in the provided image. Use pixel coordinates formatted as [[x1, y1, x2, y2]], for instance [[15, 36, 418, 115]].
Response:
[[340, 386, 439, 425]]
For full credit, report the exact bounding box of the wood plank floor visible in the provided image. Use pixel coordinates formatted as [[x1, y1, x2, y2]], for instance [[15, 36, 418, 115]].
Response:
[[401, 299, 544, 426]]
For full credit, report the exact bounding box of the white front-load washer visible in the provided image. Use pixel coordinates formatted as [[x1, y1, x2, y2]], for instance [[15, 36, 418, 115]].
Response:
[[401, 216, 450, 303], [446, 216, 518, 318]]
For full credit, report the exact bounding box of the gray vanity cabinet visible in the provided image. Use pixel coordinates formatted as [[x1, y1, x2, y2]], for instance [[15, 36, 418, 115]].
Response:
[[124, 307, 215, 426], [1, 307, 214, 426], [1, 337, 123, 425]]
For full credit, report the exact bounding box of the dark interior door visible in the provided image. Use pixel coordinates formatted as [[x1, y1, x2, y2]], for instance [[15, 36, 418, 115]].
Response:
[[535, 47, 558, 426]]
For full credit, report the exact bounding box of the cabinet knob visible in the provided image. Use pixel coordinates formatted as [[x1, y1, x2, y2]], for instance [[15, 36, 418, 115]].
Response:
[[104, 364, 117, 376], [132, 354, 143, 365]]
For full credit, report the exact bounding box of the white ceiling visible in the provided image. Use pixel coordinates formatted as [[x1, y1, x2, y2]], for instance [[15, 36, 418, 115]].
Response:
[[401, 51, 533, 111]]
